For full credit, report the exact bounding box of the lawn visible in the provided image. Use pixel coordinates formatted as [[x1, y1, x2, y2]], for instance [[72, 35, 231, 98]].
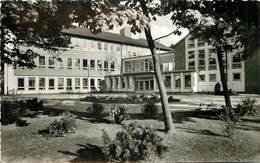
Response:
[[1, 98, 260, 162]]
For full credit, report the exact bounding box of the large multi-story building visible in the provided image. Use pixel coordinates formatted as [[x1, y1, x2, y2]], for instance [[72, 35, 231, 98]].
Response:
[[3, 27, 171, 94]]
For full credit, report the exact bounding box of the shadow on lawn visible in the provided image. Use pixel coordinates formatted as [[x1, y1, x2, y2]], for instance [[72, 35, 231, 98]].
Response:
[[237, 123, 260, 132], [172, 110, 220, 123], [177, 126, 223, 137], [58, 143, 106, 162]]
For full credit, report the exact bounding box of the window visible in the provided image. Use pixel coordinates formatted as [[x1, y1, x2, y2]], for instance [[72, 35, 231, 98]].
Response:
[[83, 39, 88, 49], [110, 44, 114, 51], [209, 49, 217, 70], [150, 80, 154, 90], [75, 58, 80, 69], [116, 45, 121, 51], [184, 75, 191, 88], [97, 60, 102, 70], [110, 61, 115, 71], [83, 59, 88, 70], [104, 42, 108, 50], [188, 51, 195, 69], [39, 56, 45, 68], [209, 74, 216, 82], [145, 81, 149, 90], [198, 50, 205, 70], [48, 57, 55, 69], [125, 61, 131, 73], [58, 78, 64, 90], [75, 78, 80, 89], [67, 58, 72, 69], [66, 78, 72, 90], [144, 59, 149, 71], [104, 61, 108, 71], [49, 78, 55, 90], [197, 37, 205, 47], [115, 78, 119, 89], [110, 78, 113, 89], [199, 74, 205, 82], [28, 77, 35, 90], [188, 37, 195, 48], [149, 59, 153, 71], [140, 81, 144, 91], [232, 54, 242, 69], [121, 78, 125, 89], [165, 75, 171, 88], [233, 73, 241, 81], [90, 79, 95, 90], [57, 58, 64, 69], [97, 41, 102, 50], [97, 79, 102, 89], [83, 78, 88, 89], [17, 78, 25, 90], [74, 38, 81, 48], [175, 75, 181, 88], [39, 78, 45, 90], [90, 60, 95, 70], [90, 40, 95, 49]]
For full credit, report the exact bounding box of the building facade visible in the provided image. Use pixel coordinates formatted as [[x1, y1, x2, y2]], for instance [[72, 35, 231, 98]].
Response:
[[4, 27, 171, 94]]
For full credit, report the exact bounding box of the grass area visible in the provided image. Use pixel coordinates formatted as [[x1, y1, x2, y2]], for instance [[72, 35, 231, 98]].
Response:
[[1, 99, 260, 162]]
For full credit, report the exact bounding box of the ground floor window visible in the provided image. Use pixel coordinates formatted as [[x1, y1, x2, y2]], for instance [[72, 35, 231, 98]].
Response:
[[97, 79, 102, 89], [233, 73, 241, 81], [58, 78, 64, 90], [164, 75, 171, 88], [184, 75, 191, 88], [115, 78, 119, 89], [75, 78, 81, 90], [39, 78, 45, 90], [121, 78, 125, 89], [109, 78, 113, 89], [17, 78, 25, 90], [28, 77, 35, 90], [209, 74, 216, 82], [49, 78, 55, 90], [66, 78, 72, 90], [83, 78, 88, 89], [134, 76, 154, 91], [90, 79, 95, 90], [174, 75, 181, 88], [199, 74, 205, 82]]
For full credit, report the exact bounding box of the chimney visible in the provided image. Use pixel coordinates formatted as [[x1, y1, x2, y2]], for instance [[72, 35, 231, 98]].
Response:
[[120, 27, 131, 38]]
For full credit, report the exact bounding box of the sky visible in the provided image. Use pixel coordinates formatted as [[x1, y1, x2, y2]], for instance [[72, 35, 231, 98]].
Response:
[[109, 14, 190, 47]]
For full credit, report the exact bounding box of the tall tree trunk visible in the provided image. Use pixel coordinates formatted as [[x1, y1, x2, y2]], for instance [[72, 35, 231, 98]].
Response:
[[144, 27, 176, 134], [216, 47, 232, 119], [0, 23, 4, 95]]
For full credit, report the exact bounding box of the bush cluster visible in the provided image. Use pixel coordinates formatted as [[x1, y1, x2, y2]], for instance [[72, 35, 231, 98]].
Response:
[[102, 122, 168, 161], [236, 97, 257, 116], [87, 102, 105, 120], [39, 115, 77, 138], [83, 94, 166, 104], [142, 102, 159, 119], [109, 104, 128, 124]]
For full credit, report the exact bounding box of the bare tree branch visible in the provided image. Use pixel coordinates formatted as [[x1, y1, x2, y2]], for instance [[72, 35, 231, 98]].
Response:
[[153, 27, 181, 41]]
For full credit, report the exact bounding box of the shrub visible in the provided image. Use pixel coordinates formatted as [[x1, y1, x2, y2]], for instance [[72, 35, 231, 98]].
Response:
[[214, 82, 221, 95], [102, 122, 168, 161], [109, 104, 128, 124], [26, 98, 43, 111], [16, 119, 29, 127], [236, 97, 257, 116], [142, 102, 159, 119], [99, 80, 107, 93], [39, 115, 77, 138], [87, 103, 105, 120]]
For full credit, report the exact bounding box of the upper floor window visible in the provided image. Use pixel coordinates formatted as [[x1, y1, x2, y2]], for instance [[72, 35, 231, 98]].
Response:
[[104, 42, 108, 50], [83, 59, 88, 70], [209, 74, 216, 82], [144, 59, 149, 71], [110, 44, 114, 52], [39, 78, 45, 90], [49, 78, 55, 90], [57, 58, 64, 69], [90, 60, 95, 70], [198, 50, 205, 70], [48, 57, 55, 69], [199, 74, 205, 82], [104, 61, 108, 71], [90, 40, 95, 49], [74, 38, 81, 48], [67, 58, 72, 69], [39, 56, 45, 68], [97, 60, 102, 70], [82, 39, 88, 49], [28, 77, 35, 90], [188, 51, 195, 69], [116, 45, 121, 51], [75, 58, 80, 69], [149, 59, 153, 71], [58, 78, 64, 90], [17, 78, 25, 90], [97, 41, 102, 50], [187, 37, 195, 48], [232, 54, 242, 69], [208, 49, 217, 70], [233, 73, 241, 81], [110, 61, 115, 71], [197, 37, 205, 47]]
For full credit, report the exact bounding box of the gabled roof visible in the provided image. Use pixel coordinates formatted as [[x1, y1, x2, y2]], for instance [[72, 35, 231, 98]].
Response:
[[62, 27, 173, 51]]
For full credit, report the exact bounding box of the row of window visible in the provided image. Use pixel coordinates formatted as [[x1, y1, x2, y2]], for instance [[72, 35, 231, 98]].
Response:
[[164, 75, 191, 89], [37, 56, 115, 71], [187, 37, 206, 48], [198, 72, 241, 82], [124, 59, 175, 73], [17, 77, 103, 91], [188, 49, 242, 70]]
